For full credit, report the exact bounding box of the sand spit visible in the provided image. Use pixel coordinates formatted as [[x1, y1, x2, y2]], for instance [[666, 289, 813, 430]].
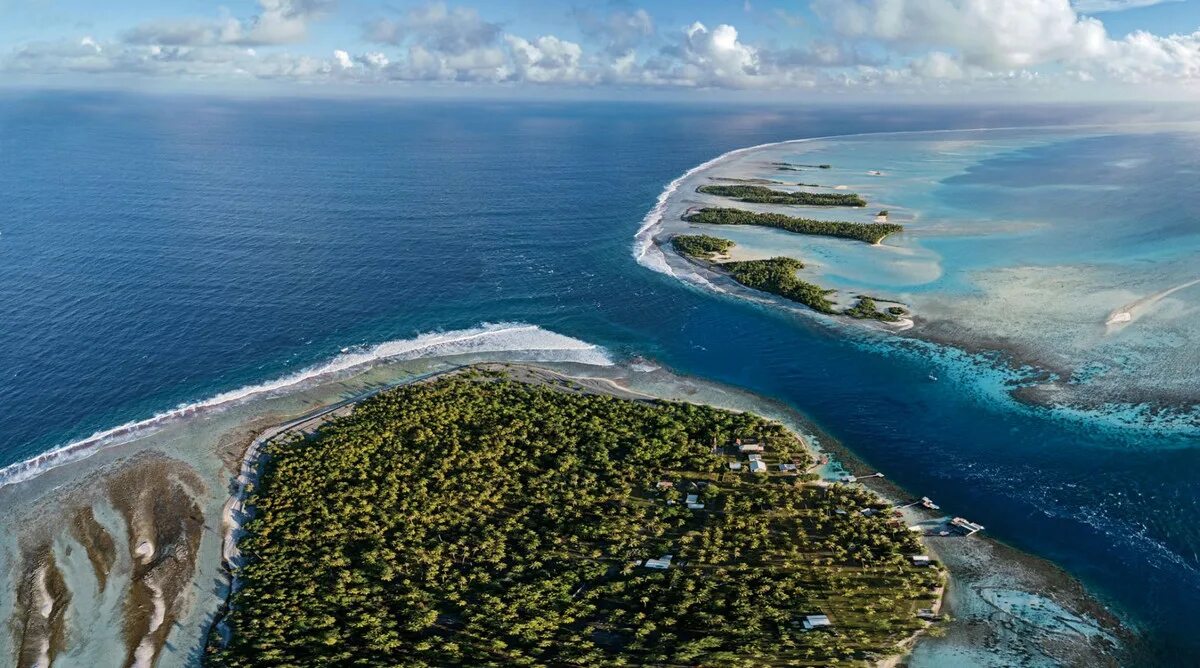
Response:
[[106, 457, 206, 668], [1105, 277, 1200, 329], [10, 546, 69, 668], [7, 452, 216, 668], [68, 507, 117, 593]]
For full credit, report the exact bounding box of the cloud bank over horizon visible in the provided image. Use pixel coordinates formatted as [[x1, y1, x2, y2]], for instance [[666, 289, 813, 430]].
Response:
[[4, 0, 1200, 99]]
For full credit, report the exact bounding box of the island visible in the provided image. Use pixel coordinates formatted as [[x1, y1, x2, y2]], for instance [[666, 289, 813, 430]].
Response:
[[670, 234, 734, 259], [672, 237, 907, 323], [208, 370, 943, 667], [684, 207, 903, 244], [696, 185, 867, 207]]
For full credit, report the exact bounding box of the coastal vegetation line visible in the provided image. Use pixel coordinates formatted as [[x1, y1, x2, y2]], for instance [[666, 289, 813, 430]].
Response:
[[671, 236, 905, 323], [696, 185, 867, 207], [685, 207, 903, 245], [208, 371, 942, 667]]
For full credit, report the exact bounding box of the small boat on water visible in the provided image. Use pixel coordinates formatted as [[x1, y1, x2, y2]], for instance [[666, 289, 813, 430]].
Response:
[[928, 373, 938, 382]]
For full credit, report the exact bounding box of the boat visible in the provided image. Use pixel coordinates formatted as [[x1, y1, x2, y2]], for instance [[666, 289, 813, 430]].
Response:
[[928, 373, 938, 382]]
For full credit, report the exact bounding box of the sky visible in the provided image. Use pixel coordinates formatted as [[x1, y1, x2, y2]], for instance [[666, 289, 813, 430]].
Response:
[[2, 0, 1199, 100]]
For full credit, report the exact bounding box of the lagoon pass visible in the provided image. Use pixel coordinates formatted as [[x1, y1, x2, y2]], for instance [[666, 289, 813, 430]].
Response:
[[640, 125, 1200, 429]]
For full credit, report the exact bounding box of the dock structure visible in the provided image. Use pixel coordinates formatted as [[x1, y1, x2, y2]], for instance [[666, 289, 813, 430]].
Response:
[[950, 517, 985, 536]]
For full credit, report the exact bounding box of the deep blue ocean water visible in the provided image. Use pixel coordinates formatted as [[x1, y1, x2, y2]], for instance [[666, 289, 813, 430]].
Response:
[[1, 92, 1197, 663]]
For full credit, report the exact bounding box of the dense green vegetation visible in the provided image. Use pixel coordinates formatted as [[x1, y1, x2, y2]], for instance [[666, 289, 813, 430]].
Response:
[[685, 208, 903, 244], [209, 373, 940, 667], [697, 185, 866, 207], [671, 234, 735, 259], [723, 257, 838, 314], [844, 296, 904, 323]]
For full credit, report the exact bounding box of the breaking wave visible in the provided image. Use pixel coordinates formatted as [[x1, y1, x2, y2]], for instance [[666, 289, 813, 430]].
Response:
[[0, 323, 611, 488]]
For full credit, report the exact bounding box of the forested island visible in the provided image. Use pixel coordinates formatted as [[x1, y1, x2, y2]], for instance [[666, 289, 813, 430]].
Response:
[[208, 371, 941, 667], [724, 257, 839, 314], [671, 234, 734, 259], [697, 185, 867, 207], [685, 207, 903, 244], [671, 237, 908, 322]]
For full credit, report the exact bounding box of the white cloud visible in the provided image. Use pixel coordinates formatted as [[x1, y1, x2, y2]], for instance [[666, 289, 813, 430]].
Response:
[[668, 22, 762, 87], [910, 51, 965, 79], [504, 35, 588, 83], [815, 0, 1200, 85], [121, 0, 332, 47], [1072, 0, 1182, 13], [573, 8, 655, 57], [813, 0, 1109, 69], [5, 0, 1200, 96], [364, 2, 499, 52]]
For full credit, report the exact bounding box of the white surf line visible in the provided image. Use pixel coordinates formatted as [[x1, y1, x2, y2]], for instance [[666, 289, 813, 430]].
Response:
[[1106, 277, 1200, 327], [0, 323, 611, 489], [633, 119, 1200, 276]]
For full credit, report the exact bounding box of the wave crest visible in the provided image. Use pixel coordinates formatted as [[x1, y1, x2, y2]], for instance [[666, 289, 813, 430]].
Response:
[[0, 323, 611, 488]]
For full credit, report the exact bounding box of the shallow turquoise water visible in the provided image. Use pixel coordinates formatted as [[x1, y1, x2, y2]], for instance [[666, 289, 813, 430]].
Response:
[[0, 93, 1196, 663]]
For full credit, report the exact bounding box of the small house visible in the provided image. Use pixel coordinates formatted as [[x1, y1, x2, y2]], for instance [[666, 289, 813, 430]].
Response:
[[778, 463, 797, 472], [748, 460, 767, 473], [748, 454, 762, 462], [729, 461, 743, 471], [656, 481, 674, 490], [687, 502, 705, 510], [802, 614, 831, 630], [686, 494, 699, 504], [644, 555, 673, 570], [738, 443, 764, 454], [911, 555, 932, 567]]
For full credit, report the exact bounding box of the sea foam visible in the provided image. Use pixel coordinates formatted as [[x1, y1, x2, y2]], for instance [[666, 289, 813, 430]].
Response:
[[0, 323, 612, 489]]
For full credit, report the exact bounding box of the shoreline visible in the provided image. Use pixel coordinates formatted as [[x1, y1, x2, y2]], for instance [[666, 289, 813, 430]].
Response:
[[638, 130, 1199, 432], [210, 361, 1129, 666]]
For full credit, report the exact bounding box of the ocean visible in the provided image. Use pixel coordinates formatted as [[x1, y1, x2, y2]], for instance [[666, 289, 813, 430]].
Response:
[[0, 92, 1197, 664]]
